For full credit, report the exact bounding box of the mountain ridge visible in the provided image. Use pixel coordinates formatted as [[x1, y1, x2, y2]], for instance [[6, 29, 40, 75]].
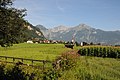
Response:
[[24, 23, 45, 40], [36, 24, 120, 45]]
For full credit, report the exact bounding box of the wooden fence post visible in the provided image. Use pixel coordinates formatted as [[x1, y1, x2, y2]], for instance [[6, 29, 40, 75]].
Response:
[[13, 58, 15, 62], [43, 61, 45, 70], [32, 60, 33, 66], [5, 57, 7, 61], [21, 59, 23, 62]]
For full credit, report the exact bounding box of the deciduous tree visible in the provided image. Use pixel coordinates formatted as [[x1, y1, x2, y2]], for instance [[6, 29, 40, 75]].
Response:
[[0, 0, 27, 47]]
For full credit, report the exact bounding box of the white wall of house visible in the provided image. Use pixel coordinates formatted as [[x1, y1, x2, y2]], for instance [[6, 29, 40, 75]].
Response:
[[27, 40, 33, 43]]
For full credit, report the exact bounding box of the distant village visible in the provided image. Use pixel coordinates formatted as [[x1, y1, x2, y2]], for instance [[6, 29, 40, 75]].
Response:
[[26, 38, 110, 47]]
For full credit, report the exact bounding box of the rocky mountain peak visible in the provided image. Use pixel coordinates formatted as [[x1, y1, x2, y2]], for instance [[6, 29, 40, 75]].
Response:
[[76, 24, 92, 29], [50, 25, 69, 32], [36, 25, 48, 30], [70, 23, 92, 31]]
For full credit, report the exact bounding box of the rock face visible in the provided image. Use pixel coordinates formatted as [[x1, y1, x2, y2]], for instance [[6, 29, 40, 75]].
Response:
[[25, 24, 45, 40], [36, 24, 120, 45]]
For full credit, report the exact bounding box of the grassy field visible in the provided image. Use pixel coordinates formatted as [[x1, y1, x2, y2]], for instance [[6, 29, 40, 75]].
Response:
[[0, 43, 71, 61], [0, 44, 120, 80], [59, 56, 120, 80]]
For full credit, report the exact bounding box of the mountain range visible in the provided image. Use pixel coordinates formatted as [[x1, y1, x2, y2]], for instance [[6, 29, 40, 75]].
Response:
[[36, 24, 120, 45]]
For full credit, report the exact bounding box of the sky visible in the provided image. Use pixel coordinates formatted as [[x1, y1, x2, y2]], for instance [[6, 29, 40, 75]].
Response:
[[13, 0, 120, 31]]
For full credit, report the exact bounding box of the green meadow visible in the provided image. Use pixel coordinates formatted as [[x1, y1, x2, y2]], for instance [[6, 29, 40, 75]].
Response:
[[0, 43, 71, 61]]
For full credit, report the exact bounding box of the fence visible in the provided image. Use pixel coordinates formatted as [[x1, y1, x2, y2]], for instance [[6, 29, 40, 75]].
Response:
[[0, 56, 52, 70]]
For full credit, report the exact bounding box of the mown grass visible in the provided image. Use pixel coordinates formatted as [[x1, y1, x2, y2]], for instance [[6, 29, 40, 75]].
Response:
[[0, 43, 71, 61]]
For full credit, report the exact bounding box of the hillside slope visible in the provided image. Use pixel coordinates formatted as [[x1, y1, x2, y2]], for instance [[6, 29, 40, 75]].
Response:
[[24, 23, 45, 41]]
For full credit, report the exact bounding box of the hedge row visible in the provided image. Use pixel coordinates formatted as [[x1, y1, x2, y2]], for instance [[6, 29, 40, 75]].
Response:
[[78, 46, 120, 58]]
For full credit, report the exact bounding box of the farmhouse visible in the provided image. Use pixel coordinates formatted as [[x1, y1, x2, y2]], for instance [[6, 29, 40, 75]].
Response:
[[27, 40, 33, 43]]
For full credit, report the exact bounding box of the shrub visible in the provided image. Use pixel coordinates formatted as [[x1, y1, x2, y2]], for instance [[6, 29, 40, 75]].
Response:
[[42, 69, 61, 80], [0, 64, 36, 80], [0, 63, 5, 80], [53, 51, 79, 71]]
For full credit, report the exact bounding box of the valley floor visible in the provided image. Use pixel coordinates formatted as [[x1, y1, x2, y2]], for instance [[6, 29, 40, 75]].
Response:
[[0, 43, 120, 80]]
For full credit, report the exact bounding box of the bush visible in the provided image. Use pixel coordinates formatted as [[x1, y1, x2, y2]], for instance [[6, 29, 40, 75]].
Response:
[[6, 65, 27, 80], [46, 51, 80, 80], [0, 63, 5, 80], [0, 63, 36, 80], [53, 51, 79, 71], [42, 69, 61, 80]]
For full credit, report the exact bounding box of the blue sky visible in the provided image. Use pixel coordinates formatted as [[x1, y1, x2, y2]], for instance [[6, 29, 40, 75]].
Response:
[[13, 0, 120, 31]]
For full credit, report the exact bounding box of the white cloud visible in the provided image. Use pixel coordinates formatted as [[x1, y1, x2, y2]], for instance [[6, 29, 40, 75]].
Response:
[[56, 0, 65, 12], [57, 6, 65, 12]]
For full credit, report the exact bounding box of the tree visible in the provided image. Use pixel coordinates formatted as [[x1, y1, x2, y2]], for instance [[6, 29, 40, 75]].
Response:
[[0, 0, 13, 8], [0, 0, 27, 47]]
